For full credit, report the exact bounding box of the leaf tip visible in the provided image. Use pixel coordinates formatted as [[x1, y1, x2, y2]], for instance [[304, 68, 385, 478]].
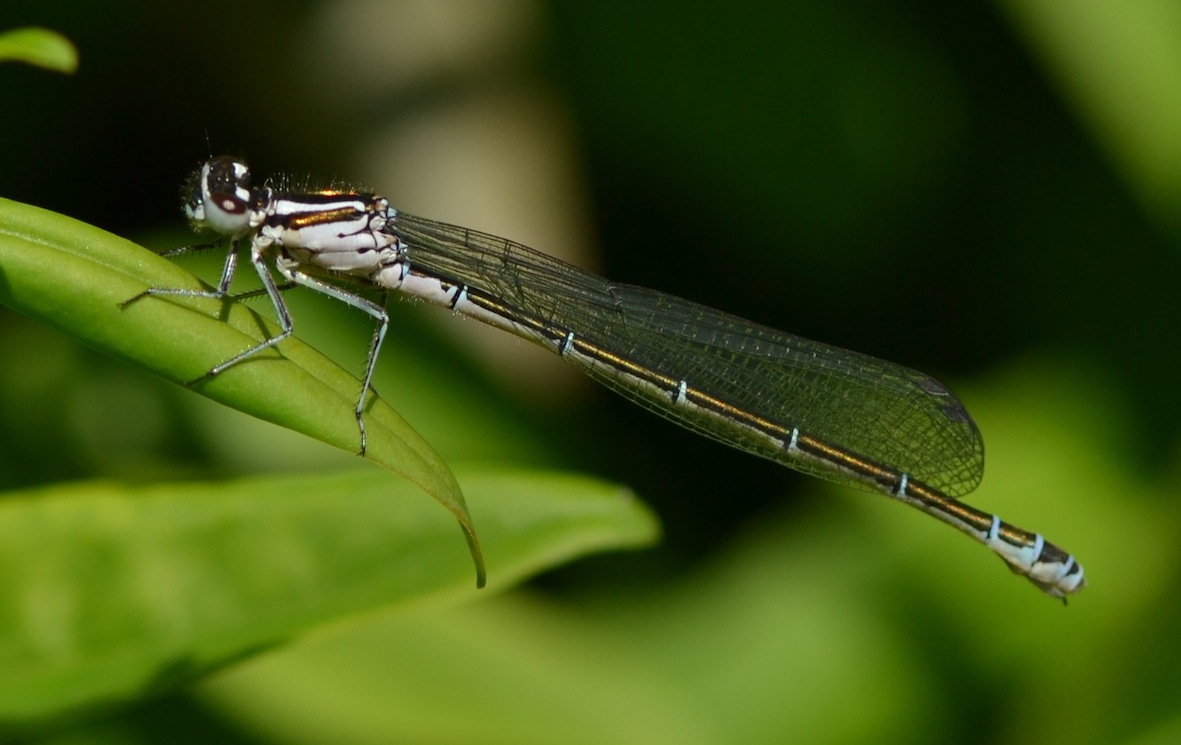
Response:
[[460, 521, 488, 589]]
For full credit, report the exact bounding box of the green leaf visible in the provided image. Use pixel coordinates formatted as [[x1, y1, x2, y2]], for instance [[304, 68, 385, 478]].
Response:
[[0, 28, 78, 73], [0, 467, 658, 726], [0, 197, 484, 585]]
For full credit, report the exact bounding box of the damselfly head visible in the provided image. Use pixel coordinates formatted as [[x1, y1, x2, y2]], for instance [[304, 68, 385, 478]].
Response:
[[183, 156, 255, 237]]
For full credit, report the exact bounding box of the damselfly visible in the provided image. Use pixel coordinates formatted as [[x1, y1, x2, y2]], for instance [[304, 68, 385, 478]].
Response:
[[126, 156, 1085, 599]]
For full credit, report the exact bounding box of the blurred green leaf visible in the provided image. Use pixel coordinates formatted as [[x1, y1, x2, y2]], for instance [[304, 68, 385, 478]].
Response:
[[0, 467, 657, 727], [0, 27, 78, 73], [1002, 0, 1181, 225], [0, 197, 486, 584]]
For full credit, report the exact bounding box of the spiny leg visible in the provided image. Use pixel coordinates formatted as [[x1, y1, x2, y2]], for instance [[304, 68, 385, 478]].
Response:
[[120, 239, 241, 308], [276, 261, 391, 456], [194, 245, 295, 381]]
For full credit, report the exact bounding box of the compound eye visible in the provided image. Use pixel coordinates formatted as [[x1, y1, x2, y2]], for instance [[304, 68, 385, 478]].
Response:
[[187, 157, 254, 236]]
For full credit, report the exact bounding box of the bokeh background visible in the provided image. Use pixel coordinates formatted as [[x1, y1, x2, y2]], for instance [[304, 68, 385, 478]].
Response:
[[2, 1, 1179, 743]]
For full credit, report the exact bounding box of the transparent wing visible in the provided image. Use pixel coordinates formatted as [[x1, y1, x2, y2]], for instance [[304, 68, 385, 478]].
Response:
[[393, 214, 984, 497]]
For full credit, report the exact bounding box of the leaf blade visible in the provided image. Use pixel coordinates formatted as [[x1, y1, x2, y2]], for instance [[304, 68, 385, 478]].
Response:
[[0, 467, 658, 725]]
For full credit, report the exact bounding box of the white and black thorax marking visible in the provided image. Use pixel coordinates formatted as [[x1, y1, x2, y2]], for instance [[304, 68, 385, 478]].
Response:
[[258, 192, 402, 275]]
